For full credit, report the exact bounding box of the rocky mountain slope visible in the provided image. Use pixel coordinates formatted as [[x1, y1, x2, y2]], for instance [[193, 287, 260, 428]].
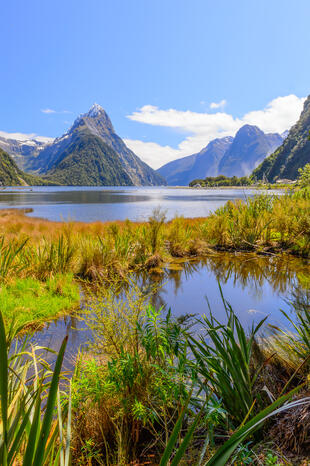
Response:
[[218, 125, 283, 177], [28, 104, 166, 186], [253, 96, 310, 181], [0, 148, 49, 186], [46, 129, 133, 186], [0, 135, 49, 170]]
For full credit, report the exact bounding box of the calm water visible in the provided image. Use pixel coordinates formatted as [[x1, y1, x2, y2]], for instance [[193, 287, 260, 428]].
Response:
[[31, 253, 309, 368], [5, 186, 304, 369], [0, 186, 280, 222]]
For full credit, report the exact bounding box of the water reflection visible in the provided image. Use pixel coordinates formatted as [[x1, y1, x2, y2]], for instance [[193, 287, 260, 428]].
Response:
[[0, 186, 280, 222], [141, 253, 309, 303], [31, 252, 309, 368]]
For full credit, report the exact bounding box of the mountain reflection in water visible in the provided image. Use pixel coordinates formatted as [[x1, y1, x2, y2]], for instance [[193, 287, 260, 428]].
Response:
[[30, 252, 309, 369]]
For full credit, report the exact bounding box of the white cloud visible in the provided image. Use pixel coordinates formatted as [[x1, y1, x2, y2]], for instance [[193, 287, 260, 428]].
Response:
[[41, 108, 72, 114], [210, 99, 227, 109], [126, 95, 305, 169], [242, 95, 305, 133], [124, 139, 181, 168], [0, 130, 53, 144], [41, 108, 56, 114]]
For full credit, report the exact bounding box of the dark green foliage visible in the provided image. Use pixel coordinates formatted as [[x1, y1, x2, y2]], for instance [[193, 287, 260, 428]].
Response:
[[188, 293, 267, 425], [0, 148, 50, 186], [189, 174, 252, 187], [298, 163, 310, 187], [72, 299, 190, 464], [47, 129, 133, 186], [253, 96, 310, 181]]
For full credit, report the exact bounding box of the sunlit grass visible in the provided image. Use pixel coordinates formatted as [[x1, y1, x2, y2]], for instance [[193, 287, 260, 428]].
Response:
[[0, 274, 80, 328]]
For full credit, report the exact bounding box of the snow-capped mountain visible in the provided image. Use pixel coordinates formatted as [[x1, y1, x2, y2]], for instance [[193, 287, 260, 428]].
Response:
[[0, 133, 53, 170], [22, 104, 166, 186]]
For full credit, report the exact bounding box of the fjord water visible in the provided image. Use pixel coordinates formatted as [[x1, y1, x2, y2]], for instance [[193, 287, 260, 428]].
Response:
[[0, 186, 281, 222], [32, 253, 309, 367]]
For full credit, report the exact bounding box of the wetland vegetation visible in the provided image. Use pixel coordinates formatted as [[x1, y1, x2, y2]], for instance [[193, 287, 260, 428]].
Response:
[[0, 188, 309, 464]]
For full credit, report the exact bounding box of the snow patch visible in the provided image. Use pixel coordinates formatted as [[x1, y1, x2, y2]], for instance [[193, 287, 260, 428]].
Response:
[[86, 103, 104, 118], [0, 130, 53, 144]]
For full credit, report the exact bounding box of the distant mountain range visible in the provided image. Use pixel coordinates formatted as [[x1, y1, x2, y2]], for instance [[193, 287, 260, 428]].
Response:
[[253, 95, 310, 181], [157, 125, 284, 185], [157, 137, 233, 186], [1, 97, 309, 187], [0, 135, 49, 171], [0, 104, 165, 186]]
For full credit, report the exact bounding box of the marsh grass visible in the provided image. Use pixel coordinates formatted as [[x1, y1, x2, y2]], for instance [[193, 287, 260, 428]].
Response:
[[0, 191, 309, 463], [0, 236, 28, 280], [0, 190, 308, 291]]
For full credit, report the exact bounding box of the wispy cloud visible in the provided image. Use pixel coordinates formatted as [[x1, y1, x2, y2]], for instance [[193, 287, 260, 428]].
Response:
[[126, 95, 305, 169], [41, 108, 56, 114], [41, 108, 72, 114], [210, 99, 227, 109]]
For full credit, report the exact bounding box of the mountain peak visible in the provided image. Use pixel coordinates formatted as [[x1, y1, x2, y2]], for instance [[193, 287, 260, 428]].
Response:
[[86, 103, 105, 118], [236, 124, 261, 136], [71, 103, 114, 134]]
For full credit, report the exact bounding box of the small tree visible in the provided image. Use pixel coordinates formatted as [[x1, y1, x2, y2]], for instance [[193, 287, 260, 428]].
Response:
[[298, 163, 310, 187]]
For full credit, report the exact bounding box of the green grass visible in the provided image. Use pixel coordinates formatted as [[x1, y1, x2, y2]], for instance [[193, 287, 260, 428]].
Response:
[[0, 274, 80, 328]]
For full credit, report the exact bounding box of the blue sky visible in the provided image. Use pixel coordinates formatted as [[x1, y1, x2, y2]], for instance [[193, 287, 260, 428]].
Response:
[[1, 0, 310, 168]]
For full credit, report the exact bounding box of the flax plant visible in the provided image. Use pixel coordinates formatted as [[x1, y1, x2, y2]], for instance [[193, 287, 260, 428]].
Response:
[[188, 289, 267, 425], [0, 312, 72, 465]]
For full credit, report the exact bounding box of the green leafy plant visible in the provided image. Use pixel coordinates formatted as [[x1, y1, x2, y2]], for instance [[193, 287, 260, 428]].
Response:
[[160, 386, 307, 466], [0, 311, 71, 465], [264, 452, 281, 465], [188, 289, 267, 425], [298, 163, 310, 187], [72, 285, 192, 465]]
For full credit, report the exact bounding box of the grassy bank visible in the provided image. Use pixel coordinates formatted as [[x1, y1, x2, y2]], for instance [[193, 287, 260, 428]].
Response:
[[0, 188, 308, 327], [0, 274, 80, 329], [0, 190, 309, 267]]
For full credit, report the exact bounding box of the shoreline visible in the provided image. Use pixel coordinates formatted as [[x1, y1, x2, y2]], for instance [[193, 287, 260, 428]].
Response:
[[0, 189, 308, 328]]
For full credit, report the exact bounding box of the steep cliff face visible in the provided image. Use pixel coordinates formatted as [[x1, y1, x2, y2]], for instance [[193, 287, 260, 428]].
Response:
[[46, 128, 133, 186], [253, 96, 310, 181], [218, 125, 283, 177]]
